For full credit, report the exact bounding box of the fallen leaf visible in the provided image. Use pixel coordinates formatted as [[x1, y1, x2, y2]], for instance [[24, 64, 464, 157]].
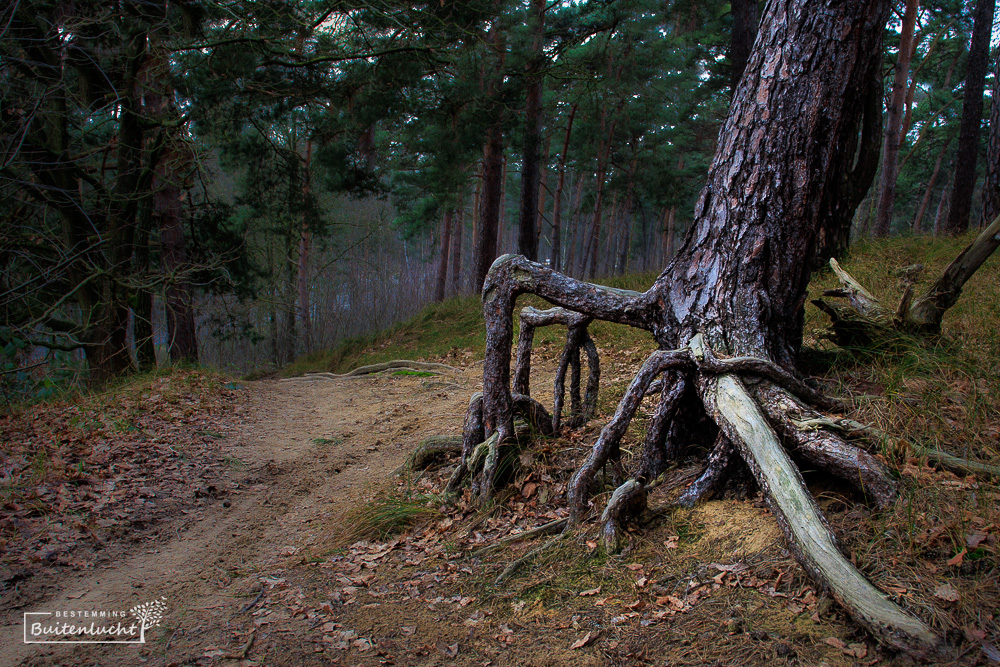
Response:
[[967, 531, 989, 548], [438, 642, 459, 658], [579, 587, 601, 596], [824, 637, 846, 651], [570, 631, 598, 649], [933, 583, 960, 603], [664, 536, 679, 549], [947, 548, 967, 566]]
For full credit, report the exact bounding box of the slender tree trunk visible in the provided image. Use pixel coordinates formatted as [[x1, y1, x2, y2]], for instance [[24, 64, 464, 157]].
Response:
[[472, 10, 507, 291], [565, 173, 585, 276], [586, 113, 616, 278], [981, 53, 1000, 226], [872, 0, 919, 238], [550, 104, 577, 272], [157, 153, 198, 364], [664, 206, 677, 260], [943, 0, 996, 234], [536, 134, 550, 256], [297, 139, 313, 354], [914, 136, 954, 232], [436, 209, 453, 301], [517, 0, 546, 261], [933, 175, 953, 236], [451, 200, 464, 295]]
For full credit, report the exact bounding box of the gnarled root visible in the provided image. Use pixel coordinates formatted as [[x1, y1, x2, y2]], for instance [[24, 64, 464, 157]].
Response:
[[468, 255, 941, 656], [567, 349, 693, 523], [754, 384, 899, 509]]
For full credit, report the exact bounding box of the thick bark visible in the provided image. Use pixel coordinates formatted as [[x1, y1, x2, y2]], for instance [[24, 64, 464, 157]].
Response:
[[872, 0, 919, 238], [942, 0, 996, 234]]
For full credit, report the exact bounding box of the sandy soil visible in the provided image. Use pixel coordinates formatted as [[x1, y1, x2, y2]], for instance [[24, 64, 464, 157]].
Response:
[[1, 368, 894, 667]]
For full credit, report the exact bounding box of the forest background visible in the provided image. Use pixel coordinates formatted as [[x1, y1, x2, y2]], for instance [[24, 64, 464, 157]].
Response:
[[2, 0, 998, 391]]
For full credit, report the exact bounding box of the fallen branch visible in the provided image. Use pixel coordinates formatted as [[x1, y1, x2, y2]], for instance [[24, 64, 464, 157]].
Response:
[[792, 415, 1000, 478], [282, 360, 461, 381]]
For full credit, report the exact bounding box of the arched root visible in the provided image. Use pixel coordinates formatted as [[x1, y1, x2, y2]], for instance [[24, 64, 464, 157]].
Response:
[[795, 414, 1000, 479], [600, 479, 646, 553], [702, 373, 941, 657], [396, 435, 463, 474]]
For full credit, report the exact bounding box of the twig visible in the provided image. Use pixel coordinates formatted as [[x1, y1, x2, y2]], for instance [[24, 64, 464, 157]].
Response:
[[495, 533, 567, 585], [473, 518, 567, 557]]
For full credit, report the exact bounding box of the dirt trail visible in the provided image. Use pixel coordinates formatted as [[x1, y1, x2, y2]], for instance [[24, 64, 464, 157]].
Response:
[[1, 370, 480, 667]]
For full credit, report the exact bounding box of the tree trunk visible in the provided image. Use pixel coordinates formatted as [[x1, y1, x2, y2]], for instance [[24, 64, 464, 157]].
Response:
[[451, 201, 464, 295], [473, 125, 505, 292], [462, 0, 942, 655], [550, 104, 577, 272], [942, 0, 996, 234], [872, 0, 919, 238], [981, 52, 1000, 226], [297, 140, 313, 355], [913, 135, 954, 232], [516, 0, 546, 261], [436, 209, 453, 302], [471, 12, 507, 292]]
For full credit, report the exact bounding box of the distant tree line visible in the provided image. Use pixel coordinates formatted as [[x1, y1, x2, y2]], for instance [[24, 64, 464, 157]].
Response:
[[0, 0, 996, 387]]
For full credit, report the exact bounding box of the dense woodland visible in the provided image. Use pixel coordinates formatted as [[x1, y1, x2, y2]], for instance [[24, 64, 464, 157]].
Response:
[[1, 0, 998, 387]]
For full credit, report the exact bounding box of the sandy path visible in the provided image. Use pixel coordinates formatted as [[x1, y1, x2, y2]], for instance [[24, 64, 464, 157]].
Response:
[[1, 369, 478, 667]]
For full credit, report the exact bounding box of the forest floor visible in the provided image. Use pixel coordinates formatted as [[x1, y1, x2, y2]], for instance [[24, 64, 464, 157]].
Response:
[[3, 354, 995, 667]]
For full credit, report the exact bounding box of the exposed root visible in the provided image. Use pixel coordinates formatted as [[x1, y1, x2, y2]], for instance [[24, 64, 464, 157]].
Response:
[[676, 434, 736, 508], [755, 384, 898, 509], [794, 415, 1000, 479], [395, 435, 463, 474], [513, 306, 600, 430], [285, 360, 460, 381], [567, 349, 693, 523], [633, 372, 687, 481], [600, 480, 646, 553]]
